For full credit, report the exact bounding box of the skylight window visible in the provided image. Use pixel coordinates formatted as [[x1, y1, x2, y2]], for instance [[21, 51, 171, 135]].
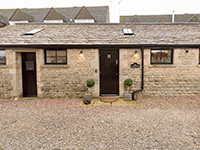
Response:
[[123, 29, 134, 35], [24, 28, 44, 35]]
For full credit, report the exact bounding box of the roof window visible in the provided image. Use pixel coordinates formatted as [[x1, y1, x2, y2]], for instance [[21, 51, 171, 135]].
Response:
[[24, 28, 43, 35], [123, 29, 134, 35]]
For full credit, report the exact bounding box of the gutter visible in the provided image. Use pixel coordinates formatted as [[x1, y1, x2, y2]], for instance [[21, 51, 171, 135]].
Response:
[[132, 47, 144, 100], [0, 44, 199, 49]]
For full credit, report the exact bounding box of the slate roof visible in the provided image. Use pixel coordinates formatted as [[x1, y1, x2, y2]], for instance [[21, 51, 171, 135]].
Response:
[[0, 22, 5, 28], [0, 15, 7, 25], [0, 10, 15, 24], [0, 24, 200, 46], [120, 14, 200, 23], [0, 6, 109, 24]]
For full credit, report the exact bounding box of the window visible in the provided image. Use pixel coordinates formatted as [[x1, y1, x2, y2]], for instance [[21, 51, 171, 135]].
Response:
[[24, 29, 43, 35], [151, 49, 173, 64], [123, 29, 134, 35], [45, 49, 67, 64], [199, 50, 200, 64], [0, 50, 6, 65]]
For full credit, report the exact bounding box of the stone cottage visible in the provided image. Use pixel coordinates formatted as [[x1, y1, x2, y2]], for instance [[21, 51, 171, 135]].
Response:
[[0, 23, 200, 99]]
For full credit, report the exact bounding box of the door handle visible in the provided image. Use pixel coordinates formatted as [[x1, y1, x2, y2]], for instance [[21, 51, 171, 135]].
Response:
[[116, 73, 119, 76]]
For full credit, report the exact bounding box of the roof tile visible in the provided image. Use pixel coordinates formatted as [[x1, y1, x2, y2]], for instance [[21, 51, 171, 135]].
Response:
[[0, 24, 199, 45]]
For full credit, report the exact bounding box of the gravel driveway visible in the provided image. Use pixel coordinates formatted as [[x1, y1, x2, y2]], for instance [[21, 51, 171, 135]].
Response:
[[0, 97, 200, 149]]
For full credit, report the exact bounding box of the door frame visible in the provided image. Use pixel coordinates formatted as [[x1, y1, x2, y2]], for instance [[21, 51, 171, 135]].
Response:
[[21, 52, 38, 97], [99, 48, 119, 96]]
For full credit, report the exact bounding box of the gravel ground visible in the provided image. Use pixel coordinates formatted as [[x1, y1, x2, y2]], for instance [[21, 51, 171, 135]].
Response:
[[0, 96, 200, 150]]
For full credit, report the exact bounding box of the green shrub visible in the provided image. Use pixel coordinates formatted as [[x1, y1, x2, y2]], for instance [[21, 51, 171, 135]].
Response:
[[124, 78, 133, 87], [87, 79, 95, 87]]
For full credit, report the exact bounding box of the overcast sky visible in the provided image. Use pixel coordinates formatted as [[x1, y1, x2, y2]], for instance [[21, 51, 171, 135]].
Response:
[[1, 0, 200, 22]]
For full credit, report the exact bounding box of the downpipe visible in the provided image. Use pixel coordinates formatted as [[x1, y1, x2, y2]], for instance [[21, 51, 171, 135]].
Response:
[[132, 47, 144, 100]]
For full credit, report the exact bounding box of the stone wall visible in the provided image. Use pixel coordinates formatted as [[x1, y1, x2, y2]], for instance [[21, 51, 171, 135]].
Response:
[[1, 48, 200, 99], [0, 48, 99, 99], [120, 48, 200, 98], [0, 50, 13, 98], [40, 49, 99, 98], [119, 49, 142, 96], [0, 67, 12, 98]]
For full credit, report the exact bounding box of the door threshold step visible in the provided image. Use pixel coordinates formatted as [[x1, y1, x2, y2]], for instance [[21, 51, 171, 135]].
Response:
[[100, 96, 119, 99], [100, 96, 119, 103], [18, 97, 38, 100]]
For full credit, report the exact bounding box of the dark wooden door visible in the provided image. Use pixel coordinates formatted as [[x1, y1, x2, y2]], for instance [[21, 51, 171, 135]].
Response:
[[22, 53, 37, 97], [100, 49, 119, 96]]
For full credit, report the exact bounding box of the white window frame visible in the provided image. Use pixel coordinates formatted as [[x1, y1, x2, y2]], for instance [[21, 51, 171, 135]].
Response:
[[9, 21, 28, 25], [44, 20, 64, 24], [75, 19, 95, 23]]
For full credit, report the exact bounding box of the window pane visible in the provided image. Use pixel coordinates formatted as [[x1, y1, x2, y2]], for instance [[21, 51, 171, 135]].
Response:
[[151, 50, 162, 57], [162, 50, 171, 57], [199, 50, 200, 64], [151, 49, 172, 64], [152, 57, 161, 63], [0, 50, 6, 57], [57, 51, 66, 56], [57, 56, 66, 63], [46, 50, 56, 56], [0, 50, 6, 64], [46, 56, 56, 63], [161, 57, 171, 63], [0, 57, 6, 64]]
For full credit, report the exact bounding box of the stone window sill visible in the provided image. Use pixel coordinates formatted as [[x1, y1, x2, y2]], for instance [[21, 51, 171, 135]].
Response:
[[42, 64, 70, 68], [148, 65, 176, 68], [0, 65, 8, 68]]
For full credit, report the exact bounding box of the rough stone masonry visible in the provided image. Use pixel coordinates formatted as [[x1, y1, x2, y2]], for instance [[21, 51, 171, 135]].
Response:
[[0, 48, 200, 98]]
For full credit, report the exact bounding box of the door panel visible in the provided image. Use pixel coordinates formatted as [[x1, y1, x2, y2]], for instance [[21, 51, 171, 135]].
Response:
[[100, 49, 119, 95], [22, 53, 37, 97]]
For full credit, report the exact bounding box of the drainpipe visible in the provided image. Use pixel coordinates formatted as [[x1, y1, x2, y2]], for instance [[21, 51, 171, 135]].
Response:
[[132, 47, 144, 100]]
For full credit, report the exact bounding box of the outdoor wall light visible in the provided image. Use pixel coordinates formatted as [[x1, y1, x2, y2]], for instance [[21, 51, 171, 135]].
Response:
[[135, 50, 138, 54], [78, 50, 85, 61], [185, 50, 189, 53], [79, 50, 84, 57]]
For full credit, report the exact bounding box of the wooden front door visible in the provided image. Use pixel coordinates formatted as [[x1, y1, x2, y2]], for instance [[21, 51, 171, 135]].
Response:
[[22, 53, 37, 97], [100, 49, 119, 96]]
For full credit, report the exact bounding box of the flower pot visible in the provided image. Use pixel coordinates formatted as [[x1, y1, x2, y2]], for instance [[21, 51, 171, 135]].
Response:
[[123, 92, 132, 101], [83, 93, 93, 104]]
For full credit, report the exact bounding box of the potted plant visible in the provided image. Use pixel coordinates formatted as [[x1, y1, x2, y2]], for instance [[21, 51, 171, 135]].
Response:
[[83, 79, 95, 104], [124, 78, 133, 101]]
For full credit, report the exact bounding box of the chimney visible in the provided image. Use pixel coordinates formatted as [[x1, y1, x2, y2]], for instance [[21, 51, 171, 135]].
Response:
[[172, 11, 175, 23]]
